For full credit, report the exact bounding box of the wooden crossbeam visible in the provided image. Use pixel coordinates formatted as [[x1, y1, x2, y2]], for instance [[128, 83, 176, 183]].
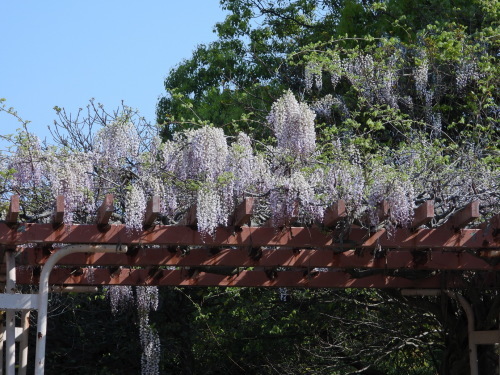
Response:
[[0, 263, 6, 283], [264, 200, 299, 227], [15, 267, 483, 289], [96, 194, 114, 226], [228, 198, 254, 227], [477, 214, 500, 234], [143, 196, 160, 227], [52, 195, 65, 226], [412, 200, 434, 228], [180, 205, 197, 226], [18, 247, 500, 271], [1, 224, 498, 249], [5, 195, 19, 224], [362, 200, 389, 225], [323, 200, 346, 228], [448, 200, 480, 229], [377, 200, 390, 220], [289, 200, 299, 224]]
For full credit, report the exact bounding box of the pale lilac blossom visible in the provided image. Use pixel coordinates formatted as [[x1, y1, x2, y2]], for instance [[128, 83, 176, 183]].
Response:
[[267, 90, 316, 158]]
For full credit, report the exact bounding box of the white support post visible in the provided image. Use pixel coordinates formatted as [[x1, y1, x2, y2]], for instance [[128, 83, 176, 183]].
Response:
[[34, 244, 127, 375], [5, 251, 16, 375], [453, 293, 479, 375], [19, 310, 30, 375], [401, 289, 481, 375], [0, 324, 3, 375]]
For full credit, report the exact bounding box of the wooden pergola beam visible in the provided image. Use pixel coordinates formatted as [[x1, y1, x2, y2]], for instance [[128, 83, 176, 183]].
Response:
[[52, 195, 65, 226], [15, 267, 483, 289], [412, 200, 434, 228], [377, 200, 390, 220], [18, 248, 500, 271], [448, 200, 480, 229], [96, 194, 114, 226], [1, 224, 498, 249], [4, 195, 19, 225], [228, 198, 254, 227], [322, 200, 346, 228], [180, 205, 197, 226], [477, 214, 500, 234], [5, 194, 498, 290], [143, 196, 160, 227]]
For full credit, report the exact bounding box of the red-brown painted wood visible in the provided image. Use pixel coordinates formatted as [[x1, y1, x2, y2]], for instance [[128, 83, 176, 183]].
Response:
[[96, 194, 114, 226], [5, 195, 19, 224], [412, 200, 434, 228], [448, 200, 480, 229], [323, 200, 347, 228], [229, 198, 254, 227], [180, 205, 197, 226], [143, 196, 160, 227], [17, 267, 478, 289], [17, 248, 500, 271], [52, 195, 65, 225], [1, 224, 498, 249]]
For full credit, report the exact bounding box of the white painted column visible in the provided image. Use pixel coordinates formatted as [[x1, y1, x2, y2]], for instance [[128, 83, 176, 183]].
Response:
[[19, 310, 30, 375], [0, 324, 4, 375], [35, 244, 127, 375], [401, 290, 479, 375], [453, 293, 478, 375], [5, 251, 16, 375]]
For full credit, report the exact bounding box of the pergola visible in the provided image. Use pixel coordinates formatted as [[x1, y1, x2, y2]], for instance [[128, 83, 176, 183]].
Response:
[[0, 194, 499, 374]]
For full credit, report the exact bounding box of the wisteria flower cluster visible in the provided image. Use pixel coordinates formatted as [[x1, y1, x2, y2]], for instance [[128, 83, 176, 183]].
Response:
[[11, 134, 43, 188], [45, 152, 95, 224], [107, 285, 160, 375], [310, 94, 349, 119], [107, 285, 134, 315], [267, 90, 316, 158], [94, 118, 140, 169], [136, 286, 160, 375], [2, 91, 498, 237], [305, 61, 323, 91], [125, 185, 147, 231], [299, 42, 492, 139]]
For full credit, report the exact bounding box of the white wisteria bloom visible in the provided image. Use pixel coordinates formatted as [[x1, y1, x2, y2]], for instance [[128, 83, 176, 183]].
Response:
[[181, 126, 228, 182], [136, 286, 160, 375], [125, 185, 147, 231], [93, 119, 140, 168], [228, 132, 255, 197], [107, 285, 134, 315], [45, 152, 95, 224], [10, 133, 44, 188], [267, 90, 316, 158], [196, 185, 225, 237], [305, 61, 323, 91]]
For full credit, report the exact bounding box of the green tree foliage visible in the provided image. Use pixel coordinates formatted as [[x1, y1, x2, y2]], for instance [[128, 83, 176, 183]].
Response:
[[157, 0, 336, 139], [157, 0, 499, 149], [165, 287, 445, 374], [1, 0, 496, 374], [151, 1, 500, 374]]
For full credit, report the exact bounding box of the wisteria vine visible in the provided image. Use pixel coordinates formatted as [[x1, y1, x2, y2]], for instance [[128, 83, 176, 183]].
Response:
[[1, 81, 498, 375], [107, 285, 160, 375], [2, 91, 498, 237]]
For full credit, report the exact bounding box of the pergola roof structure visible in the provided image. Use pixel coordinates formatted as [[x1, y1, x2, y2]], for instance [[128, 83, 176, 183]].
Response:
[[1, 195, 499, 289]]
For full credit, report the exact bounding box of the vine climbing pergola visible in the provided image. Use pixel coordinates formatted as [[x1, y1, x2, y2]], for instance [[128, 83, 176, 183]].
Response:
[[0, 194, 499, 375]]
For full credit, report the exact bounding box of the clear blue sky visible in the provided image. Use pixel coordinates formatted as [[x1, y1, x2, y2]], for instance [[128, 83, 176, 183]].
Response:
[[0, 1, 226, 145]]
